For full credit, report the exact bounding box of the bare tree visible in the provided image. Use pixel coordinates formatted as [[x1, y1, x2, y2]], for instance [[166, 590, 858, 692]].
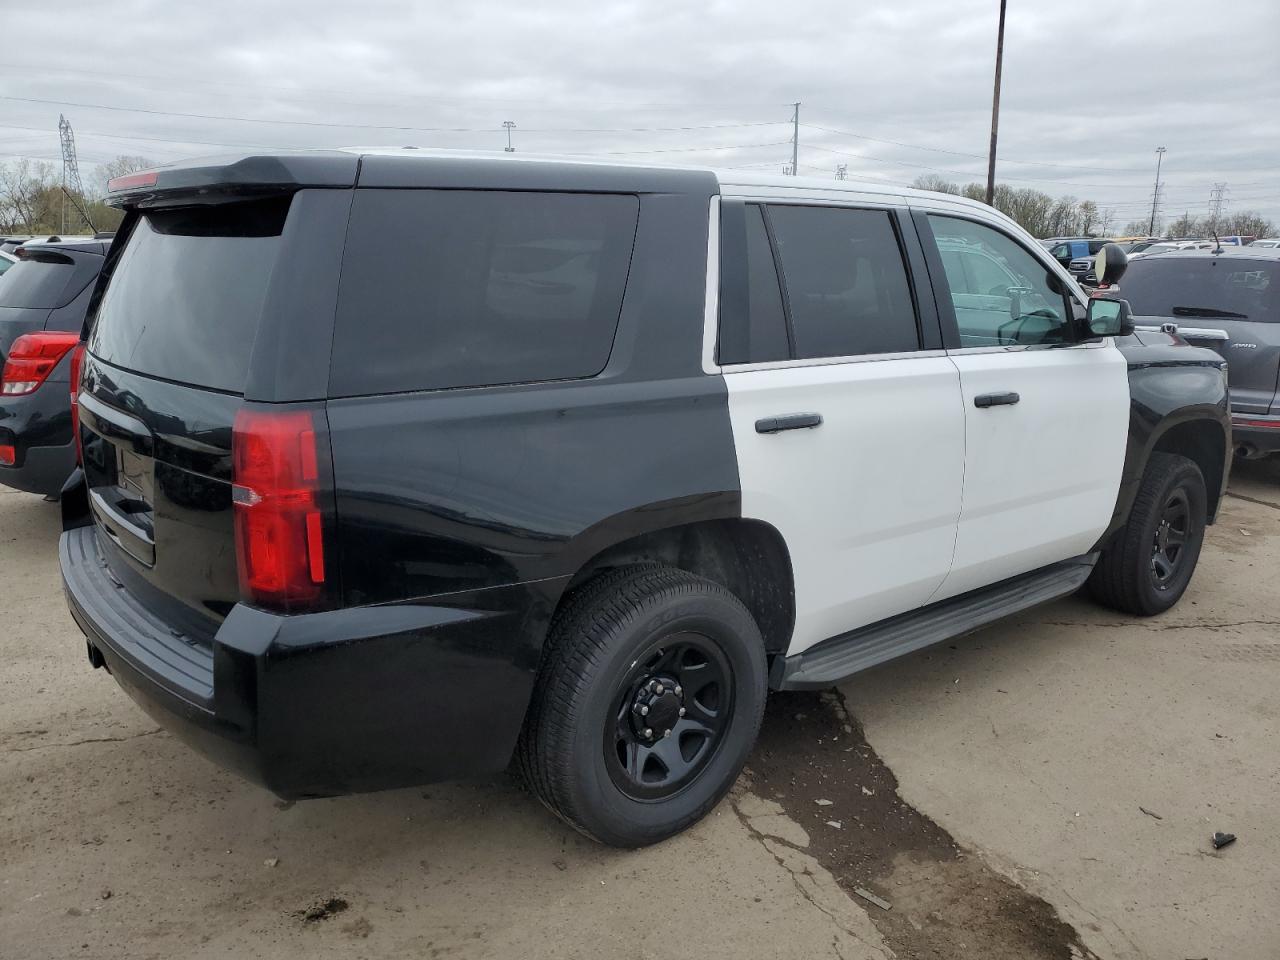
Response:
[[911, 174, 961, 195], [0, 159, 57, 233]]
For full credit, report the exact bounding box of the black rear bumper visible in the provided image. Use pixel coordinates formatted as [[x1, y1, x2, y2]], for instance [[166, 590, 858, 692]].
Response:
[[0, 383, 75, 496], [60, 525, 560, 799]]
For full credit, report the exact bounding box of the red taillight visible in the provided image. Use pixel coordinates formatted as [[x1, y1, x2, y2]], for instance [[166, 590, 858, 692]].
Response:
[[0, 444, 13, 467], [1232, 417, 1280, 430], [232, 407, 330, 612], [107, 170, 158, 192], [69, 343, 85, 463], [1, 332, 81, 396]]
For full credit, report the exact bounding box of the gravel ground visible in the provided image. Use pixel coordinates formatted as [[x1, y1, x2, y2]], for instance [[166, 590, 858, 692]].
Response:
[[2, 460, 1276, 959]]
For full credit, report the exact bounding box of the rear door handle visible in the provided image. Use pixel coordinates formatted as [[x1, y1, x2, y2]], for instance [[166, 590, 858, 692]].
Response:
[[973, 392, 1020, 408], [755, 413, 823, 434]]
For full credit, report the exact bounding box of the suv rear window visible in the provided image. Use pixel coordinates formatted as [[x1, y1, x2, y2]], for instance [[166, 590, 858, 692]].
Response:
[[88, 197, 290, 394], [0, 256, 82, 309], [330, 189, 639, 396], [1121, 257, 1278, 321]]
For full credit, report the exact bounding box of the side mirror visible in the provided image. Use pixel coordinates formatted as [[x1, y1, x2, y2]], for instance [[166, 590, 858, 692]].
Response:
[[1094, 243, 1129, 286], [1085, 297, 1135, 338]]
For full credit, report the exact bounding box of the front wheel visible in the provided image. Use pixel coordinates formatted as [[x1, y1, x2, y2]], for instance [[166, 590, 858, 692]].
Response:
[[1088, 452, 1207, 616], [517, 564, 767, 847]]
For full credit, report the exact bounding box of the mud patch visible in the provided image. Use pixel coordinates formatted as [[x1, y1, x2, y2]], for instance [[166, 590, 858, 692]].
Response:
[[746, 691, 1097, 960], [296, 897, 349, 923]]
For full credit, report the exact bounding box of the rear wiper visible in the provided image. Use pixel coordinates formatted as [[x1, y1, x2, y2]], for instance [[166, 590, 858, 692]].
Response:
[[1171, 306, 1248, 319]]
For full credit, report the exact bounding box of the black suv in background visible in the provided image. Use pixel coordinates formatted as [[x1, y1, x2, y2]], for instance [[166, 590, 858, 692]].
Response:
[[0, 238, 110, 495], [1111, 247, 1280, 459], [60, 152, 1228, 847]]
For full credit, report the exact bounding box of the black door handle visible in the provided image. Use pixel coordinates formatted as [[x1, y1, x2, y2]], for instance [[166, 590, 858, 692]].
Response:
[[974, 392, 1020, 408], [755, 413, 823, 434]]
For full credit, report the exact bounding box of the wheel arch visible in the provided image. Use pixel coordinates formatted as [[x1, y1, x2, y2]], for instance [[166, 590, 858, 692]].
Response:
[[1148, 416, 1228, 522], [560, 512, 797, 657]]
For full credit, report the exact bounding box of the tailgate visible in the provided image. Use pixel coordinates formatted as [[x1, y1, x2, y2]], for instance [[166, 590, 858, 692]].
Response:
[[77, 195, 294, 631]]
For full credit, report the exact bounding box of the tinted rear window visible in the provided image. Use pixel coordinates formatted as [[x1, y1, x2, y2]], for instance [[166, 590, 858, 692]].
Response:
[[0, 257, 82, 309], [88, 197, 290, 393], [330, 189, 639, 396], [1121, 257, 1278, 322]]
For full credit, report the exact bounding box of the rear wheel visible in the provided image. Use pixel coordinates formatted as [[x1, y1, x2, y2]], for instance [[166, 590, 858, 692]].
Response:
[[1088, 452, 1207, 616], [517, 564, 767, 847]]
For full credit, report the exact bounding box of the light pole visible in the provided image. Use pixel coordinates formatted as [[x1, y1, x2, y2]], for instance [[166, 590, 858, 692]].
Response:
[[503, 121, 516, 153], [1148, 146, 1166, 235], [985, 0, 1008, 206]]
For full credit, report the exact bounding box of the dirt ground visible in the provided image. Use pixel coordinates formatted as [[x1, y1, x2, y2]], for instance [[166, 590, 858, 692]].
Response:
[[1, 460, 1276, 960]]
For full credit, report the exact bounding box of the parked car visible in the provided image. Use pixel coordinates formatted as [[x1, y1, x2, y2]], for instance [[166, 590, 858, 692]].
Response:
[[1105, 247, 1280, 460], [61, 152, 1229, 847], [0, 238, 110, 495], [1250, 238, 1280, 249], [1046, 237, 1113, 282]]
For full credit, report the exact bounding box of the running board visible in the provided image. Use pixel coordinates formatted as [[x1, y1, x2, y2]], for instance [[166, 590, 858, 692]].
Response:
[[773, 554, 1098, 690]]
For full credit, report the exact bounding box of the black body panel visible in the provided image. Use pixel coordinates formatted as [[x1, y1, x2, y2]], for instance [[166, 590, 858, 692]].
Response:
[[328, 186, 737, 605], [64, 523, 562, 797], [1099, 332, 1231, 542], [65, 155, 742, 795]]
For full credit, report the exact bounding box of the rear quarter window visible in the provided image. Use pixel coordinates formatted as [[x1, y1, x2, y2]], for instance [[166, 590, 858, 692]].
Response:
[[329, 189, 639, 396]]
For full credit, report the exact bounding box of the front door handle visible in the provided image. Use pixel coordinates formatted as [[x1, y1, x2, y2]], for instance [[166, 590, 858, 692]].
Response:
[[974, 392, 1020, 409], [755, 413, 823, 434]]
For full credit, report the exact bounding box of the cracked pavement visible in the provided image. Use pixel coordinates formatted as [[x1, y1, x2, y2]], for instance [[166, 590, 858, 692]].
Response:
[[2, 458, 1278, 959]]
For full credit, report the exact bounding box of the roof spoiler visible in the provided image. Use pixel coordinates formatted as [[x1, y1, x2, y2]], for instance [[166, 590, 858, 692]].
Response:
[[106, 152, 359, 208]]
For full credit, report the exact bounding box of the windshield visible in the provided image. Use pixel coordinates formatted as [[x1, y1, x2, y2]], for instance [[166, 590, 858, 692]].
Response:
[[1120, 257, 1278, 321]]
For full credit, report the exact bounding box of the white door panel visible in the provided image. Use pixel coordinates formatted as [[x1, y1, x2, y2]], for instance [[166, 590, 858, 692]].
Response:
[[725, 357, 965, 656], [936, 344, 1129, 600]]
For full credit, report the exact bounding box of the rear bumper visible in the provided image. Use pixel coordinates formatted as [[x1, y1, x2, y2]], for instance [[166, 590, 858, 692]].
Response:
[[1231, 413, 1280, 457], [60, 524, 561, 799], [0, 385, 75, 496]]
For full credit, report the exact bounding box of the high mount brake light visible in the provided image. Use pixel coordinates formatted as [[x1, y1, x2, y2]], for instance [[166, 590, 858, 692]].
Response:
[[232, 407, 332, 613], [107, 170, 158, 192], [1, 332, 80, 396]]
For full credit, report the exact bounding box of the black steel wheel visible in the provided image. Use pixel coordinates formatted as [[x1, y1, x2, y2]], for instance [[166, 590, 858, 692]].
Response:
[[1089, 452, 1207, 616], [604, 633, 734, 802], [517, 564, 767, 847], [1150, 488, 1191, 589]]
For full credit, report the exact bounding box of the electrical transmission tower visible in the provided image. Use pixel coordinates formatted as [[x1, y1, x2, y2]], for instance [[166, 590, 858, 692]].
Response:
[[1208, 182, 1229, 233], [835, 164, 848, 180], [58, 114, 96, 233]]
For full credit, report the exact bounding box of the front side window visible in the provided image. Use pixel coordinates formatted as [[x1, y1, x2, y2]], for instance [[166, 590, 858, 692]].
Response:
[[767, 205, 920, 359], [928, 216, 1069, 347]]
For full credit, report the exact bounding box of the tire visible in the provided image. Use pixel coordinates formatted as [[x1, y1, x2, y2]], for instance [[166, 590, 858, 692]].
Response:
[[517, 564, 767, 847], [1088, 452, 1207, 616]]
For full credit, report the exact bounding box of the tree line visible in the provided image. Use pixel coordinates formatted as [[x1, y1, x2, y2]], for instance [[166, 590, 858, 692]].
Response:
[[0, 156, 153, 236], [910, 174, 1275, 240]]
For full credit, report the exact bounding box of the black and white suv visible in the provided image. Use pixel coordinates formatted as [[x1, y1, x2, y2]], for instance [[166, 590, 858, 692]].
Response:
[[61, 152, 1229, 847]]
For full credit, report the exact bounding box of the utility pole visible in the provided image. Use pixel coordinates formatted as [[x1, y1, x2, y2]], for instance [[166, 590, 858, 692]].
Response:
[[835, 164, 848, 181], [790, 102, 800, 177], [1209, 182, 1228, 233], [502, 120, 516, 153], [985, 0, 1008, 206], [1148, 146, 1166, 235]]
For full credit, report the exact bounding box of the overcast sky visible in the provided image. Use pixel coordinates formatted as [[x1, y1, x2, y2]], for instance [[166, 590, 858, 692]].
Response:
[[3, 0, 1278, 228]]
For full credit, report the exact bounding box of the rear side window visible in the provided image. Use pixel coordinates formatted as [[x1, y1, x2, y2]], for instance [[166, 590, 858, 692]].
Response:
[[0, 256, 82, 309], [1119, 258, 1277, 322], [330, 190, 639, 396], [766, 205, 920, 359], [718, 203, 790, 364], [89, 197, 289, 394]]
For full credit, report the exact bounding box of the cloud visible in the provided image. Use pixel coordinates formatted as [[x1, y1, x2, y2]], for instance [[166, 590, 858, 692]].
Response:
[[3, 0, 1277, 225]]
